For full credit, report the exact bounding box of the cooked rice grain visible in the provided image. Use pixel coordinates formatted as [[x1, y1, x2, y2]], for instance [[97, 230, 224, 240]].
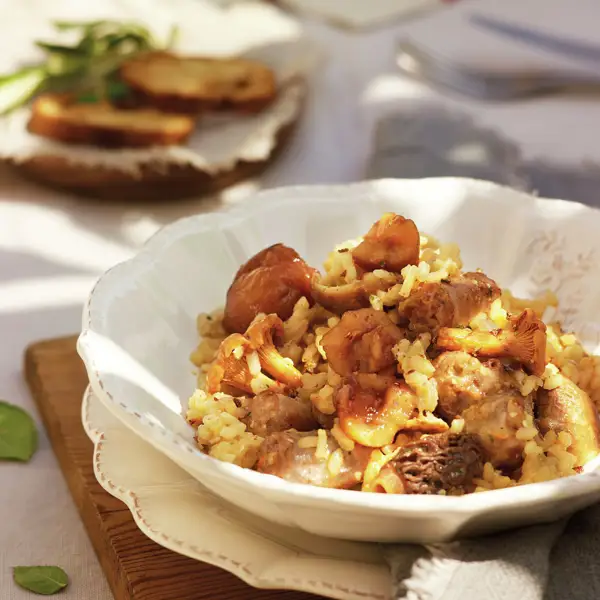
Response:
[[331, 419, 355, 451], [187, 390, 262, 468], [315, 429, 330, 460]]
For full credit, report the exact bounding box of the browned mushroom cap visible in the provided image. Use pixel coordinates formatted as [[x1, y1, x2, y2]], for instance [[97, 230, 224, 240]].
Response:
[[390, 432, 485, 495], [401, 271, 501, 333], [310, 271, 397, 314], [321, 308, 405, 376], [352, 213, 420, 273], [233, 243, 304, 281], [223, 243, 315, 334], [536, 376, 600, 467], [436, 309, 547, 376]]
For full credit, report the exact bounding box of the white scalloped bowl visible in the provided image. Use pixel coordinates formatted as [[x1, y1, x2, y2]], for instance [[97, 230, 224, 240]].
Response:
[[82, 386, 391, 600], [78, 178, 600, 543]]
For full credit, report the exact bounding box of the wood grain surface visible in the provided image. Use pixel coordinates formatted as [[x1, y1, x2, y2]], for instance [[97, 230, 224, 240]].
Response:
[[24, 335, 317, 600]]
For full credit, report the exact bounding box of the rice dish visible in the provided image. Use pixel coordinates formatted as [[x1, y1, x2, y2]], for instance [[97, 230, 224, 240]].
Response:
[[186, 213, 600, 495]]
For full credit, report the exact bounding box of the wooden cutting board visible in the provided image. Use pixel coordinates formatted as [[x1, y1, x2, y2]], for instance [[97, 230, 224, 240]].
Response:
[[24, 335, 317, 600]]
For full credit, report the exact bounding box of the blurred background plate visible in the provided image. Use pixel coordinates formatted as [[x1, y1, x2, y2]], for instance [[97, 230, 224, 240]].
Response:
[[7, 85, 304, 202], [0, 0, 321, 201]]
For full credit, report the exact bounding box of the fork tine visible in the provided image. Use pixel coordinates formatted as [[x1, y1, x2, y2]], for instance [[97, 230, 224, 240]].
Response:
[[396, 41, 494, 99], [396, 39, 600, 100]]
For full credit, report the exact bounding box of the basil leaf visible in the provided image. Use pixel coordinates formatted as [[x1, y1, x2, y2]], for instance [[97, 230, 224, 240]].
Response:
[[13, 566, 69, 595], [0, 401, 38, 461]]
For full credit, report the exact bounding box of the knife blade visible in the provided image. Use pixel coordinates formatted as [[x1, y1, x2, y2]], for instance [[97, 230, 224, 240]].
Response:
[[470, 13, 600, 66]]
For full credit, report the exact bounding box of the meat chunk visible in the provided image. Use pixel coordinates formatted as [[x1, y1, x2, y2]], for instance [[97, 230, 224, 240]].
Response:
[[390, 433, 485, 495], [242, 391, 318, 437], [223, 243, 315, 333], [461, 392, 532, 469], [321, 308, 405, 376], [537, 377, 600, 467], [400, 271, 501, 333], [352, 213, 420, 273], [436, 309, 547, 376], [433, 352, 532, 469], [256, 430, 371, 489], [434, 352, 515, 420]]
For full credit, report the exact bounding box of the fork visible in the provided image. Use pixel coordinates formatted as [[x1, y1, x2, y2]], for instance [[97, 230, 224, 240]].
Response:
[[396, 40, 600, 100]]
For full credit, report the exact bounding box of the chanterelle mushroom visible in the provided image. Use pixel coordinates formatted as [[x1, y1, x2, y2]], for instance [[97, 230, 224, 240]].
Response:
[[246, 313, 303, 388], [207, 313, 303, 394], [207, 333, 258, 394], [436, 308, 547, 376], [352, 213, 420, 273]]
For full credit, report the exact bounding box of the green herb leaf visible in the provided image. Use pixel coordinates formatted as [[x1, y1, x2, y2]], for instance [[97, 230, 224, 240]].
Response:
[[35, 41, 84, 55], [13, 566, 69, 595], [0, 401, 38, 461], [52, 19, 110, 31], [0, 18, 166, 113], [0, 67, 46, 115]]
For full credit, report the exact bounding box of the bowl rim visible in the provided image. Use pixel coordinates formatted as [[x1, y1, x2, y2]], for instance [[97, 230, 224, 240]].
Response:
[[79, 177, 600, 517], [81, 385, 392, 599]]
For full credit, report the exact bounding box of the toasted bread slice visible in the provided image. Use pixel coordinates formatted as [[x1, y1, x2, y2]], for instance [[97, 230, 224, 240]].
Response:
[[120, 52, 277, 114], [27, 93, 195, 148]]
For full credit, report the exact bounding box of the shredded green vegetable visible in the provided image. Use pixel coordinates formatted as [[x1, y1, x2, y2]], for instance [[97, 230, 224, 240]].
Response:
[[0, 20, 178, 114]]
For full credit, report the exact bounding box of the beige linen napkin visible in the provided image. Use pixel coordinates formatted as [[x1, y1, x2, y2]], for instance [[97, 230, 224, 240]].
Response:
[[386, 519, 566, 600], [385, 504, 600, 600]]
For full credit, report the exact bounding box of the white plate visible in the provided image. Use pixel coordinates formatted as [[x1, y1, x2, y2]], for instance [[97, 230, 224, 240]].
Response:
[[82, 386, 391, 600], [78, 178, 600, 543]]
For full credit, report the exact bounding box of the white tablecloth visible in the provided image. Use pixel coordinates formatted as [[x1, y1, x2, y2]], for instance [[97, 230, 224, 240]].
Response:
[[1, 1, 599, 597], [0, 13, 402, 599]]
